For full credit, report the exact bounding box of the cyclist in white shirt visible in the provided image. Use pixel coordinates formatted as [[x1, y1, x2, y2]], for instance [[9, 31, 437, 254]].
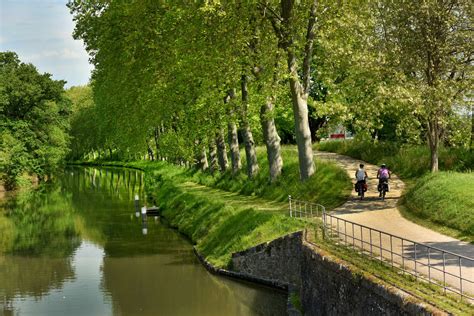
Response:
[[355, 164, 368, 196]]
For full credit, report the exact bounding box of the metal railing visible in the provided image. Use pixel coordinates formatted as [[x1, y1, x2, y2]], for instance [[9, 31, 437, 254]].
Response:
[[288, 195, 325, 220], [288, 197, 474, 301]]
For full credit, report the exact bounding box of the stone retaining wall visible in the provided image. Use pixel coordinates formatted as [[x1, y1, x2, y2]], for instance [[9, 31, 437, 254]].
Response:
[[231, 231, 303, 287], [300, 241, 444, 315], [227, 230, 446, 316]]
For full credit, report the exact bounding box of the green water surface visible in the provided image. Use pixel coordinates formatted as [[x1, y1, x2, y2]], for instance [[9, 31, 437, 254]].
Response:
[[0, 167, 286, 316]]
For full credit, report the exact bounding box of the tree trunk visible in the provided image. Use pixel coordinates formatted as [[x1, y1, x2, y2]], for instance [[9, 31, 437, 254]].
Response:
[[198, 147, 209, 171], [147, 142, 154, 161], [280, 0, 316, 180], [154, 126, 160, 160], [427, 119, 439, 172], [471, 104, 474, 150], [216, 130, 228, 172], [261, 96, 283, 182], [240, 74, 259, 178], [209, 142, 217, 174], [226, 89, 241, 174], [286, 52, 315, 179]]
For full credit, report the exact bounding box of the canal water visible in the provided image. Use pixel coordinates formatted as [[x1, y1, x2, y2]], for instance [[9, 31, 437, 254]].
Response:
[[0, 166, 287, 316]]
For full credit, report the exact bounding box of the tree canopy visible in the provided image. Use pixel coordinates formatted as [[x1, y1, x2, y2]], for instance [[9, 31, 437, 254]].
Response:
[[66, 0, 472, 178], [0, 52, 71, 189]]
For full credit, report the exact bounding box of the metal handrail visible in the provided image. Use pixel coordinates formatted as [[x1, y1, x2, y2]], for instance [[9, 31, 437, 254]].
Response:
[[322, 211, 473, 300], [288, 196, 474, 301], [288, 195, 325, 219]]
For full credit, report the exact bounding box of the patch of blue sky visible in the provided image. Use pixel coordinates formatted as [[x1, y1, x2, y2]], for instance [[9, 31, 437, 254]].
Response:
[[0, 0, 93, 87]]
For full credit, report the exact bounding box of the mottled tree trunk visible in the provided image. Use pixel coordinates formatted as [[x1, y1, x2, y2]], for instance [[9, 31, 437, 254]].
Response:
[[216, 129, 228, 172], [146, 139, 154, 161], [280, 0, 317, 180], [154, 126, 160, 160], [208, 142, 217, 174], [240, 74, 259, 178], [471, 104, 474, 150], [198, 147, 209, 171], [287, 74, 315, 179], [260, 96, 283, 182], [427, 119, 440, 172], [226, 89, 241, 174]]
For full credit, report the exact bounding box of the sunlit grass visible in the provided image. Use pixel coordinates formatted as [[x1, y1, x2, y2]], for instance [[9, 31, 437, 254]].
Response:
[[402, 172, 474, 242], [187, 146, 351, 210]]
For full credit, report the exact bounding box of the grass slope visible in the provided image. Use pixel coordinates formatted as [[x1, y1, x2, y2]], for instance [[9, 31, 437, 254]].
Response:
[[187, 146, 351, 209], [402, 172, 474, 241]]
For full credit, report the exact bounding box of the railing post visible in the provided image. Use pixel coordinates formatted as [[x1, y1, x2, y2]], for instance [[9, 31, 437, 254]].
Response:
[[414, 243, 417, 280], [428, 247, 431, 284], [370, 229, 373, 257], [322, 212, 327, 239], [288, 195, 292, 218], [352, 222, 355, 250], [459, 257, 463, 297], [379, 231, 382, 260], [442, 252, 446, 294], [401, 239, 405, 270], [390, 235, 393, 268]]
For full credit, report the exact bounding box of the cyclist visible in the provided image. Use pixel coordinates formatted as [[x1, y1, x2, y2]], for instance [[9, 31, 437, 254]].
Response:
[[355, 164, 368, 196], [377, 164, 391, 197]]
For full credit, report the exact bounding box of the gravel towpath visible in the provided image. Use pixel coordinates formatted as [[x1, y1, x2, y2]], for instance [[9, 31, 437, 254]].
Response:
[[315, 151, 474, 297]]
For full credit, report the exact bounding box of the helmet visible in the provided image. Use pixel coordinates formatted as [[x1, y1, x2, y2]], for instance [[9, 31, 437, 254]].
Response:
[[381, 164, 386, 168]]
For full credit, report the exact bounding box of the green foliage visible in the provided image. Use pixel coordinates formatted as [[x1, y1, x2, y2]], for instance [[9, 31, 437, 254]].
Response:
[[0, 52, 70, 189], [403, 172, 474, 239], [317, 140, 474, 178]]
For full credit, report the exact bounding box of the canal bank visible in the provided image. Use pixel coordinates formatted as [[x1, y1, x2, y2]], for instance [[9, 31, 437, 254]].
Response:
[[72, 161, 472, 315]]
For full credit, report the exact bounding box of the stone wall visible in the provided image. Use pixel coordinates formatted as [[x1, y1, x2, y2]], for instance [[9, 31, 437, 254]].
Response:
[[300, 241, 445, 316], [228, 230, 446, 316], [231, 231, 303, 287]]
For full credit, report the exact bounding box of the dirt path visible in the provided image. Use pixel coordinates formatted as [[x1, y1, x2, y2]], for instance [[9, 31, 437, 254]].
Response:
[[315, 151, 474, 297]]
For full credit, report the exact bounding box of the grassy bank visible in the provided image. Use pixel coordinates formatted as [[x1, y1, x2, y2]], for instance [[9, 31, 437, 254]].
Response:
[[187, 146, 351, 210], [402, 172, 474, 242]]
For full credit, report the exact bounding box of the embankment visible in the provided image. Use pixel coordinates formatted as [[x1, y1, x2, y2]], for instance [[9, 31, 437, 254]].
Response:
[[70, 161, 471, 315]]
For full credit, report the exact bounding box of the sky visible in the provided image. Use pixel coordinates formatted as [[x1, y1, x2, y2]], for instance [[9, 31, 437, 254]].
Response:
[[0, 0, 93, 88]]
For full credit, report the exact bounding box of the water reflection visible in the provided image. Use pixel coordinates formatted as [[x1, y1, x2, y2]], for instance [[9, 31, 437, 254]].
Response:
[[1, 166, 286, 315]]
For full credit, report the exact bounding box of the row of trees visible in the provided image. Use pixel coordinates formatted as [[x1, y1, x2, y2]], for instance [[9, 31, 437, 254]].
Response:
[[0, 52, 71, 189], [68, 0, 473, 180]]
